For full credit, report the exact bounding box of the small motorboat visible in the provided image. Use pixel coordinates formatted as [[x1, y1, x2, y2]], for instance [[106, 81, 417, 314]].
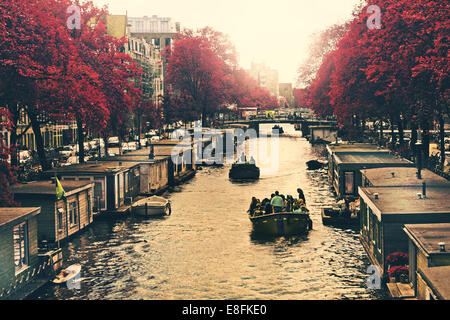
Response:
[[132, 196, 171, 217], [272, 125, 284, 134], [52, 264, 81, 285], [306, 160, 327, 170], [321, 206, 359, 227], [229, 163, 260, 180]]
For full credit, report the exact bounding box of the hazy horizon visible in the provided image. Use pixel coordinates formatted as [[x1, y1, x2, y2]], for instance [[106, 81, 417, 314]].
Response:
[[92, 0, 362, 85]]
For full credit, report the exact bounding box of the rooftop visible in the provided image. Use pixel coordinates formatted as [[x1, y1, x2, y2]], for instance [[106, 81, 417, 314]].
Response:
[[46, 161, 140, 174], [359, 186, 450, 215], [0, 207, 40, 228], [10, 180, 93, 195], [335, 152, 412, 165], [420, 266, 450, 299], [404, 223, 450, 255], [362, 167, 450, 187], [327, 143, 388, 154]]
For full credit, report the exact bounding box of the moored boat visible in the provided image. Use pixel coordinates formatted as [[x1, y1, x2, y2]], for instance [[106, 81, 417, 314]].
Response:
[[321, 206, 359, 227], [132, 196, 171, 217], [306, 160, 327, 170], [229, 163, 260, 180], [52, 264, 81, 285], [250, 212, 312, 236]]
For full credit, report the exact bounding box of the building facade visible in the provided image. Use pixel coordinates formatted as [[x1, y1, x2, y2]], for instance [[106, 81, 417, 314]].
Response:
[[249, 62, 279, 97]]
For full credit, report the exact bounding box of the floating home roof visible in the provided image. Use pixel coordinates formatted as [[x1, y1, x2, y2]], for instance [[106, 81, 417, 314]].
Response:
[[420, 266, 450, 300], [0, 207, 40, 229], [10, 180, 93, 196], [97, 154, 169, 163], [359, 186, 450, 216], [361, 167, 450, 187], [334, 152, 412, 165], [403, 223, 450, 255], [327, 143, 388, 154], [46, 161, 140, 175]]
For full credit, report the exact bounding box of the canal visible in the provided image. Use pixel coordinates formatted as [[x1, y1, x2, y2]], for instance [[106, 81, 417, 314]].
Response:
[[30, 124, 388, 300]]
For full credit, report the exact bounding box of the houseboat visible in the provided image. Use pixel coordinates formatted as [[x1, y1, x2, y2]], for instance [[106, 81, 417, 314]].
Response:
[[361, 167, 450, 188], [403, 223, 450, 300], [331, 151, 413, 199], [358, 185, 450, 276], [96, 153, 170, 195], [11, 180, 94, 244], [0, 207, 52, 299], [46, 161, 141, 214], [308, 125, 338, 144]]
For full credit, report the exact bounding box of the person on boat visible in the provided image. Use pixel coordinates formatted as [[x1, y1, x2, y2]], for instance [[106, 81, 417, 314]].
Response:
[[248, 197, 259, 214], [270, 191, 284, 213], [249, 156, 255, 164], [240, 152, 246, 163], [297, 188, 306, 204]]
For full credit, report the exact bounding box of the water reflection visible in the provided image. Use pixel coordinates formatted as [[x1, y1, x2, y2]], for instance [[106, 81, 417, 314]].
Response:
[[30, 125, 388, 300]]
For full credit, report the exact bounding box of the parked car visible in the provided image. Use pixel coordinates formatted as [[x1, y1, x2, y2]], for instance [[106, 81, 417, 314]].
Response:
[[59, 146, 74, 158]]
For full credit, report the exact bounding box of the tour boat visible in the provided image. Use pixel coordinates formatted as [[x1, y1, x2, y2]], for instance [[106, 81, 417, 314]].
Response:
[[132, 196, 171, 217], [321, 207, 359, 227], [52, 264, 81, 285], [249, 211, 312, 236], [229, 163, 260, 180]]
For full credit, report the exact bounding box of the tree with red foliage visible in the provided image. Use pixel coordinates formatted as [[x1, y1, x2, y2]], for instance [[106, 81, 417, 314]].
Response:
[[165, 34, 231, 127], [0, 107, 17, 206], [293, 88, 310, 108], [228, 68, 279, 110]]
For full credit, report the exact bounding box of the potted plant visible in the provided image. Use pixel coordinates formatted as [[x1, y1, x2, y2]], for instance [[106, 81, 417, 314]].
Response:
[[386, 252, 409, 283]]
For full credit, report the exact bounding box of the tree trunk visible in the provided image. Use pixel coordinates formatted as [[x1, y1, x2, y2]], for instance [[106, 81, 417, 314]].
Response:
[[439, 114, 445, 169], [103, 135, 109, 156], [27, 108, 50, 171], [76, 115, 85, 164], [390, 114, 396, 150], [137, 112, 142, 149], [202, 108, 207, 128], [397, 115, 404, 145], [379, 119, 383, 147], [421, 119, 430, 167]]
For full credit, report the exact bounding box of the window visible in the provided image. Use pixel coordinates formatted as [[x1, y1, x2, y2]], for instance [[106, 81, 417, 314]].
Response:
[[344, 171, 355, 194], [57, 208, 64, 230], [14, 222, 28, 272], [69, 201, 77, 226]]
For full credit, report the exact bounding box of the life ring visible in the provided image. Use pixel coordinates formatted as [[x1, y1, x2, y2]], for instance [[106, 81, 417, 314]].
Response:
[[166, 203, 171, 216]]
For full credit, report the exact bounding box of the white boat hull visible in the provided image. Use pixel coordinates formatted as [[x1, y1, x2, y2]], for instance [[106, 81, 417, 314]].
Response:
[[132, 196, 171, 217]]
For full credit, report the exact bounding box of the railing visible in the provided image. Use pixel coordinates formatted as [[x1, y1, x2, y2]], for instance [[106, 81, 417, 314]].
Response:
[[0, 256, 55, 300]]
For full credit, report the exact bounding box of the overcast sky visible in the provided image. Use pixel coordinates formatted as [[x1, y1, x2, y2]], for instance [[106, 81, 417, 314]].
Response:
[[92, 0, 362, 84]]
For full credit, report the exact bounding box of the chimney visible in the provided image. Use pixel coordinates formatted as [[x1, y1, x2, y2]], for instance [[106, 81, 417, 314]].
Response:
[[374, 193, 379, 200], [391, 172, 395, 178], [439, 242, 446, 252], [417, 193, 422, 199]]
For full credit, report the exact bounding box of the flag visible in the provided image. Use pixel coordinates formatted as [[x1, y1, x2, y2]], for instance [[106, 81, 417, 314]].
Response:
[[56, 177, 66, 200]]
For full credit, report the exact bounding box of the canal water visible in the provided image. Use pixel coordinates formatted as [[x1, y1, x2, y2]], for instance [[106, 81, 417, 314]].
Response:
[[30, 124, 388, 300]]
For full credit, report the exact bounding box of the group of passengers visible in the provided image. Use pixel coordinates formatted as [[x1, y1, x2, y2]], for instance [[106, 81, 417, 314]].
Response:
[[248, 188, 308, 216]]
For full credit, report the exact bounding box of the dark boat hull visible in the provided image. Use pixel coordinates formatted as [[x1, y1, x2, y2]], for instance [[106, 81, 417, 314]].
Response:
[[321, 207, 359, 227], [250, 212, 312, 236], [229, 164, 260, 179]]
